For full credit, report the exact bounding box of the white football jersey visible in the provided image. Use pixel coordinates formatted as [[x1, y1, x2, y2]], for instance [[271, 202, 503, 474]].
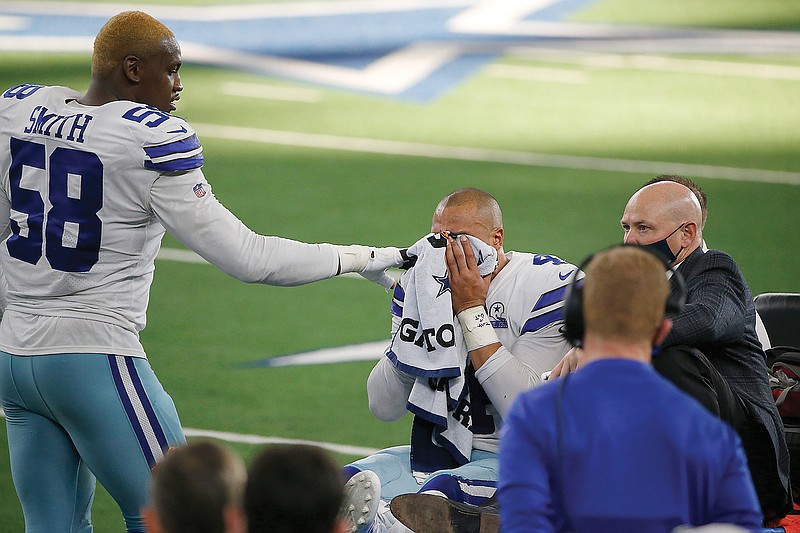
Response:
[[0, 84, 340, 357], [371, 250, 577, 453]]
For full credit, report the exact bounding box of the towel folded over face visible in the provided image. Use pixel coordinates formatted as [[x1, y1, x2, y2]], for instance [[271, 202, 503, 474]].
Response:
[[385, 232, 498, 472], [386, 232, 497, 377]]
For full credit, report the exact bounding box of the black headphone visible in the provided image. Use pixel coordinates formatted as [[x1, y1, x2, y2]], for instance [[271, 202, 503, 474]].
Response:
[[561, 244, 687, 347]]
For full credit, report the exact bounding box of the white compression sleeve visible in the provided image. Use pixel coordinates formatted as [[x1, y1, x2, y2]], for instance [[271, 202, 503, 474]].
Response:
[[367, 356, 415, 422]]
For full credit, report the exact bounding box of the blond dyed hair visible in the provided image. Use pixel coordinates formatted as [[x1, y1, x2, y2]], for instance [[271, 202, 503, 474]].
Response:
[[583, 246, 670, 343], [92, 11, 175, 76]]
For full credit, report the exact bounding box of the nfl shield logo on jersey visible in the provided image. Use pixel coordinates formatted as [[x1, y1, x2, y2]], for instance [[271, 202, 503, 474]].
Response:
[[192, 183, 206, 198]]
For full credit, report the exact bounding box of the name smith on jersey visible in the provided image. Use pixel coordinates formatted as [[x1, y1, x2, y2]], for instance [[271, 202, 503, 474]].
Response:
[[24, 105, 93, 144]]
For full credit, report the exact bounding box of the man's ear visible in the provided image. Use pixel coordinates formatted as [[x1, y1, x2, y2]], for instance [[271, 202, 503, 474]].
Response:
[[142, 507, 163, 533], [653, 318, 672, 347], [492, 227, 504, 250], [123, 55, 142, 83], [224, 505, 247, 533], [680, 221, 697, 247], [333, 518, 352, 533]]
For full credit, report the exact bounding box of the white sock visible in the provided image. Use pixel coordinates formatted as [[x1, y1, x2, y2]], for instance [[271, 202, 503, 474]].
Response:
[[372, 499, 413, 533]]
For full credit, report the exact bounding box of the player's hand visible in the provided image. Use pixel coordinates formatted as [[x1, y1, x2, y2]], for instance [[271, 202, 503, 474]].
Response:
[[445, 234, 491, 314], [549, 347, 584, 379], [360, 246, 405, 290]]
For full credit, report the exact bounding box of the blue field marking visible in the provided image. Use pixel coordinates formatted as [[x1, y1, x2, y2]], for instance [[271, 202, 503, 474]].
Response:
[[0, 0, 599, 102]]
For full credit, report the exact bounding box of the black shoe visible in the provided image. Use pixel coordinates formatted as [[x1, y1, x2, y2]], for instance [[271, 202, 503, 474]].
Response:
[[389, 493, 499, 533]]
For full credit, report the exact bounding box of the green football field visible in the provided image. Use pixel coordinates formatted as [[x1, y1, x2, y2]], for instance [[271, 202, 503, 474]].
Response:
[[1, 0, 800, 529]]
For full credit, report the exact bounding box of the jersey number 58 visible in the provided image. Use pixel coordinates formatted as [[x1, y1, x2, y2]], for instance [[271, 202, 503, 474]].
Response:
[[7, 137, 103, 272]]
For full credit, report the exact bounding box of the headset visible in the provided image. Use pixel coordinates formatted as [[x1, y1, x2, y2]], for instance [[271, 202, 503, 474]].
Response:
[[561, 244, 687, 348]]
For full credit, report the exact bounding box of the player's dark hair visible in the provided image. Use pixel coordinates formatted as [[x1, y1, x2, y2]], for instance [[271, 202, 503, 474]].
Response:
[[151, 441, 245, 533], [245, 444, 344, 533]]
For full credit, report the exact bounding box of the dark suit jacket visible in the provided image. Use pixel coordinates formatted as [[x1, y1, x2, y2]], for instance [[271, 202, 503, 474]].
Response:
[[666, 247, 790, 515]]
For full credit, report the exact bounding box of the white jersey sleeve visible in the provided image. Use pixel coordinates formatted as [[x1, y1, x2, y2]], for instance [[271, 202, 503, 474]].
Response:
[[366, 290, 415, 421], [474, 252, 577, 416], [149, 169, 339, 285]]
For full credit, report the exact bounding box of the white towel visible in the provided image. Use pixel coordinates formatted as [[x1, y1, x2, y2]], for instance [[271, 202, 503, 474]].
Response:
[[386, 232, 497, 376], [385, 232, 497, 468]]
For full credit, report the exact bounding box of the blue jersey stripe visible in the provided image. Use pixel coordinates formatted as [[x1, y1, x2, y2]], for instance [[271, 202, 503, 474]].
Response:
[[145, 153, 205, 172], [522, 308, 564, 334], [144, 134, 201, 158], [532, 284, 568, 312], [393, 283, 406, 302], [391, 300, 403, 317]]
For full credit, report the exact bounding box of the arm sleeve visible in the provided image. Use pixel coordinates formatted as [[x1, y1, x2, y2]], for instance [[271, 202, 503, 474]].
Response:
[[367, 356, 415, 422], [499, 397, 557, 533], [475, 322, 571, 417], [149, 169, 341, 286], [367, 307, 415, 421], [665, 253, 747, 346]]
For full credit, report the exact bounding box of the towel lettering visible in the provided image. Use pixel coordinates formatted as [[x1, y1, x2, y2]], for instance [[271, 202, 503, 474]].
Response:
[[398, 318, 455, 353]]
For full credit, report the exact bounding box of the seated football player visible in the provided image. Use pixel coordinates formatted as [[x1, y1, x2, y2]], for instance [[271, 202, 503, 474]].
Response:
[[339, 188, 577, 533]]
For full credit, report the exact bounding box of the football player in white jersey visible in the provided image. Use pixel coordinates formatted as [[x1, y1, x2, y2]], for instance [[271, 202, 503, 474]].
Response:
[[339, 189, 578, 533], [0, 11, 403, 533]]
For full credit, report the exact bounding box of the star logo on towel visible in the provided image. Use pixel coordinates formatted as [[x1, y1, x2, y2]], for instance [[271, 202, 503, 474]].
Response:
[[433, 273, 450, 298]]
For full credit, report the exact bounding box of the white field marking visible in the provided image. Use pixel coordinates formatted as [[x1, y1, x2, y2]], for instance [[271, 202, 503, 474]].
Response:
[[0, 0, 473, 21], [221, 82, 323, 103], [182, 427, 379, 456], [508, 47, 800, 81], [449, 13, 800, 54], [510, 30, 800, 55], [0, 15, 27, 31], [256, 340, 387, 367], [0, 409, 379, 456], [193, 123, 800, 186], [485, 63, 588, 84], [448, 0, 559, 33], [157, 248, 209, 265], [0, 35, 92, 52], [182, 40, 465, 94]]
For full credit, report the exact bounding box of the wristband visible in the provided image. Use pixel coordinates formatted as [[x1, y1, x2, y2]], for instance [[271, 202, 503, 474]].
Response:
[[456, 305, 499, 352], [334, 245, 369, 275]]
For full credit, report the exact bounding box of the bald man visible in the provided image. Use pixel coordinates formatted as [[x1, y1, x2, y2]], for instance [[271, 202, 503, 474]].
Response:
[[553, 180, 791, 523], [643, 174, 708, 229], [340, 188, 576, 533], [0, 11, 403, 533]]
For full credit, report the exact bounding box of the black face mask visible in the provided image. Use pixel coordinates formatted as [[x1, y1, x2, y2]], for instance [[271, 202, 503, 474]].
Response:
[[640, 223, 685, 264]]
